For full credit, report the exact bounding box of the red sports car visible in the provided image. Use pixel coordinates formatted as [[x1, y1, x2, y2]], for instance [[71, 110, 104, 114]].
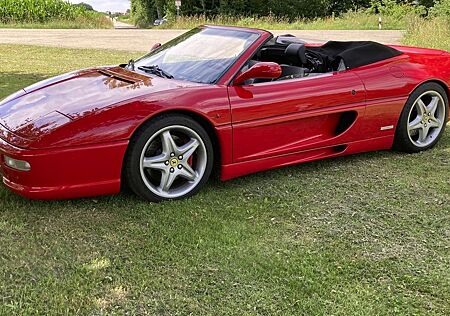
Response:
[[0, 25, 449, 202]]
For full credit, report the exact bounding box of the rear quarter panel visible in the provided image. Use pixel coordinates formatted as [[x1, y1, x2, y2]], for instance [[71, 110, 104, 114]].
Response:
[[353, 51, 450, 139]]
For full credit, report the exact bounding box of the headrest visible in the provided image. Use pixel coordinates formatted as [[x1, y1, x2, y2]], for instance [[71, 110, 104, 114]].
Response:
[[285, 43, 307, 65], [276, 35, 306, 45]]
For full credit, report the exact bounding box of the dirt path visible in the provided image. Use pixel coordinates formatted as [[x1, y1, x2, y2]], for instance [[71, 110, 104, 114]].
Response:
[[0, 29, 404, 52], [113, 19, 137, 29]]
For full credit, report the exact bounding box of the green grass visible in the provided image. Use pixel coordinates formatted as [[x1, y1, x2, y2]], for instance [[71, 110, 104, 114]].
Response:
[[0, 0, 113, 29], [403, 17, 450, 52], [156, 12, 407, 30], [116, 15, 132, 24], [0, 19, 112, 29], [1, 44, 450, 315]]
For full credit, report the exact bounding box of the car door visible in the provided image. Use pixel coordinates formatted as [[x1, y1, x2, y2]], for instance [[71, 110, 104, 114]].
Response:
[[228, 71, 366, 162]]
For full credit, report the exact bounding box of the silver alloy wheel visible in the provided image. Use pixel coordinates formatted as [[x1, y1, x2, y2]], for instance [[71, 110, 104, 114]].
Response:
[[139, 125, 207, 199], [407, 90, 446, 147]]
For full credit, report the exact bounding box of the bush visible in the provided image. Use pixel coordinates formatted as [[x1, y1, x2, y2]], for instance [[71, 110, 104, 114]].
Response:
[[430, 0, 450, 18], [131, 0, 156, 27], [157, 11, 407, 30], [131, 0, 378, 26], [367, 0, 426, 19]]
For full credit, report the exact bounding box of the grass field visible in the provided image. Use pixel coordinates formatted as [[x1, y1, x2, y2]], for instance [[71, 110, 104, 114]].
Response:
[[403, 17, 450, 51], [0, 0, 112, 29], [116, 15, 132, 24], [0, 44, 449, 315], [0, 19, 112, 29], [157, 12, 406, 30]]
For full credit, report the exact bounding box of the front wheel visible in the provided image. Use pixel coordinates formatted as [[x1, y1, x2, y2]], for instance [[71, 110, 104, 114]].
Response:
[[394, 83, 448, 153], [124, 114, 214, 202]]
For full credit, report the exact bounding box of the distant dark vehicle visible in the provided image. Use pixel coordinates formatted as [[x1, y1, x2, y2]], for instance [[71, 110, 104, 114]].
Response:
[[154, 16, 168, 26]]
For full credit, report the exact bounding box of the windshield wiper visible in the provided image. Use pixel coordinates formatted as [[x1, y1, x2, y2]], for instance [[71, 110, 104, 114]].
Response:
[[138, 65, 174, 79], [126, 59, 135, 71]]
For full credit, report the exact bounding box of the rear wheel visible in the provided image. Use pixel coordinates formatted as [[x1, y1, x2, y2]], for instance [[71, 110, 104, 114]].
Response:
[[394, 83, 448, 153], [124, 115, 214, 202]]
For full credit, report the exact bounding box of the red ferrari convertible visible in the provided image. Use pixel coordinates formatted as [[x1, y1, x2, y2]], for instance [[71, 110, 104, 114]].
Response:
[[1, 25, 449, 201]]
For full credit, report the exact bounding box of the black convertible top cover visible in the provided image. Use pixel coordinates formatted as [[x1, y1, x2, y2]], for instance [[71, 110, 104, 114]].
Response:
[[309, 41, 403, 70]]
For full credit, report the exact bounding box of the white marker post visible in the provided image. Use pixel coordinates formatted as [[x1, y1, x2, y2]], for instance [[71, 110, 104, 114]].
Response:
[[175, 0, 182, 18], [378, 16, 382, 30]]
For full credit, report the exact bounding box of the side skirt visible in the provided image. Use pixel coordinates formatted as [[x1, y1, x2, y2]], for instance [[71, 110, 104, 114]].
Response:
[[220, 135, 393, 181]]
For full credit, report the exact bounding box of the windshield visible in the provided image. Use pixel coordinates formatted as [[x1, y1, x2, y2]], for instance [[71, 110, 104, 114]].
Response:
[[133, 27, 260, 84]]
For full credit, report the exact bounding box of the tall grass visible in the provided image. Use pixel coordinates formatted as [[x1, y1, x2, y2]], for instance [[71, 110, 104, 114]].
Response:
[[117, 14, 132, 24], [0, 0, 112, 28], [402, 17, 450, 51], [157, 11, 407, 30]]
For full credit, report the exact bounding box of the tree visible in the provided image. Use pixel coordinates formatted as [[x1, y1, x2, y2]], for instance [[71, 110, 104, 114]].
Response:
[[155, 0, 166, 18], [129, 0, 376, 25], [74, 2, 94, 11], [327, 0, 373, 14], [131, 0, 157, 27]]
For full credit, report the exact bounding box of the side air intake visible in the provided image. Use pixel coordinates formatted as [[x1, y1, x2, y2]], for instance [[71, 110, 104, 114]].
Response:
[[335, 111, 357, 135]]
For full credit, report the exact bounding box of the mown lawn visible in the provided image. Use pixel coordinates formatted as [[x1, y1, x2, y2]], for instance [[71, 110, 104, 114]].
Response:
[[0, 44, 449, 315]]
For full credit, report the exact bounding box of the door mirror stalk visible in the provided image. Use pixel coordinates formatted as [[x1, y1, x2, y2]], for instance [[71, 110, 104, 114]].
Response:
[[234, 62, 282, 85]]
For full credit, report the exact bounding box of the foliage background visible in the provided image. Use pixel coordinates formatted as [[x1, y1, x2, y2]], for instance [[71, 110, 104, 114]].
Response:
[[0, 0, 112, 28], [130, 0, 448, 27]]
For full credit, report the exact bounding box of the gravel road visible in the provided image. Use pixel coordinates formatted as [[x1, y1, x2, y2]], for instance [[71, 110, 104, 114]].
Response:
[[0, 29, 403, 52]]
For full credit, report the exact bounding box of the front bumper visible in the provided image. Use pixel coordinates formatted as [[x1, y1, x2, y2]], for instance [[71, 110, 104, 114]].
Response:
[[0, 136, 129, 200]]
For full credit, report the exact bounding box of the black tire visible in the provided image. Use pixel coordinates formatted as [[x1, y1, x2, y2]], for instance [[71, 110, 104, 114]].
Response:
[[124, 114, 214, 202], [394, 82, 448, 153]]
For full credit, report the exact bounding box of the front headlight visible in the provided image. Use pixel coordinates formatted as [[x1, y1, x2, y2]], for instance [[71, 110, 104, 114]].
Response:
[[3, 155, 31, 171]]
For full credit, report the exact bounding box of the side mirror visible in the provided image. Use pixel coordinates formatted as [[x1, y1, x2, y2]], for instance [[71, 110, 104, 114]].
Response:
[[234, 62, 282, 85], [150, 43, 162, 52]]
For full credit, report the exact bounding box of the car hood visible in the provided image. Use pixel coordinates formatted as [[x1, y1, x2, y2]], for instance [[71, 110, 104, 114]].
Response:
[[0, 66, 200, 140]]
